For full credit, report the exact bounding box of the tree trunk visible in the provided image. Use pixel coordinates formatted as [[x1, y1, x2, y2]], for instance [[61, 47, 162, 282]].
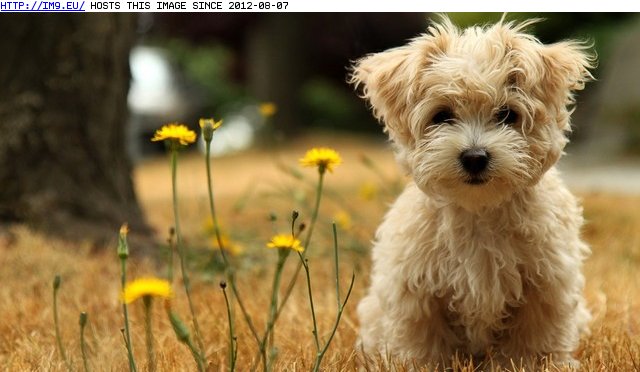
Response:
[[0, 15, 149, 245], [246, 14, 309, 141]]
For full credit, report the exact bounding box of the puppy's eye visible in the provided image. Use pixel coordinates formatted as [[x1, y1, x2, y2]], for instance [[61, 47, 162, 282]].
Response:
[[495, 107, 519, 126], [431, 110, 455, 125]]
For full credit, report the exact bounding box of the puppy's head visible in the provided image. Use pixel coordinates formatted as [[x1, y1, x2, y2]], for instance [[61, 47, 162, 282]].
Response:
[[351, 16, 595, 210]]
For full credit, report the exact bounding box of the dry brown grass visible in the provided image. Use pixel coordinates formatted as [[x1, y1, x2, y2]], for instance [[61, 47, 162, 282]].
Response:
[[1, 133, 639, 371]]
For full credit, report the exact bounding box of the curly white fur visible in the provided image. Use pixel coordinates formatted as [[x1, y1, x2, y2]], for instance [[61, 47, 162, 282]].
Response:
[[351, 16, 594, 369]]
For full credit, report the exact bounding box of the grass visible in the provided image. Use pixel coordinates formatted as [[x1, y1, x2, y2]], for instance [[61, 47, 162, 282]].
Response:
[[1, 132, 639, 371]]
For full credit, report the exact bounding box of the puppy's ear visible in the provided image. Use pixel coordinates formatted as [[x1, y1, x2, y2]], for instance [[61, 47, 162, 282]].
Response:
[[349, 46, 415, 141], [350, 17, 455, 144], [533, 41, 594, 172], [540, 41, 595, 103]]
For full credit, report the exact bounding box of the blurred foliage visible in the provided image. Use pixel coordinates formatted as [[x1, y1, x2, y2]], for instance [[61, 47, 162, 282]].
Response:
[[617, 108, 640, 155], [155, 40, 379, 134], [301, 76, 378, 130], [163, 39, 248, 116]]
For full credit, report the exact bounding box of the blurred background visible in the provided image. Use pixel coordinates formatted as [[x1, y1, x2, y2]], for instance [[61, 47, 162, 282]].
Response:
[[1, 13, 639, 244], [127, 13, 640, 157]]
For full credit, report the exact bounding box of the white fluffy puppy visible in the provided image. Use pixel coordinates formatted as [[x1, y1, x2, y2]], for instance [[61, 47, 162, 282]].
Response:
[[351, 16, 594, 368]]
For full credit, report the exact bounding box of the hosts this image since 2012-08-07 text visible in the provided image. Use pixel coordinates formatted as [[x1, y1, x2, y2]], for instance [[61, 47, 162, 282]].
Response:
[[90, 0, 289, 9]]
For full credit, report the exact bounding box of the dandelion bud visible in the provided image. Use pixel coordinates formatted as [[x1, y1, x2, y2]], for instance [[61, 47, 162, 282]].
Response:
[[298, 223, 307, 234], [169, 227, 175, 237], [168, 311, 191, 344], [292, 210, 299, 221], [219, 281, 227, 289], [79, 312, 88, 327], [53, 274, 61, 291], [117, 223, 130, 259], [268, 213, 277, 222], [199, 118, 222, 143], [200, 122, 214, 143]]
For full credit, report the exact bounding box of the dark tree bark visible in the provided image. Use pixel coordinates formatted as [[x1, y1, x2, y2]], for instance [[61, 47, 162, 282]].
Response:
[[246, 14, 309, 139], [0, 15, 149, 244]]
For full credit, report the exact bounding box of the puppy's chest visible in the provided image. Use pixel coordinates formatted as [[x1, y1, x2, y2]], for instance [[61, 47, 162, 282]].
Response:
[[418, 211, 535, 325], [415, 213, 535, 351]]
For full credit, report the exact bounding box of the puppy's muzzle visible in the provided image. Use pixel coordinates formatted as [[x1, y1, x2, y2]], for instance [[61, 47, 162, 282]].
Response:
[[460, 148, 490, 184]]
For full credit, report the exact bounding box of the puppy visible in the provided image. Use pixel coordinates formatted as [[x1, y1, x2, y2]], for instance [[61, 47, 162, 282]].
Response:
[[351, 16, 594, 369]]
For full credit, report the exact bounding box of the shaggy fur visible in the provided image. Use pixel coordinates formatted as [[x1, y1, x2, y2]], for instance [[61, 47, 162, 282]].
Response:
[[351, 16, 595, 369]]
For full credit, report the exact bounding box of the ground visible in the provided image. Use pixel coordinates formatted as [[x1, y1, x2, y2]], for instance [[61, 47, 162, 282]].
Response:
[[1, 132, 639, 371]]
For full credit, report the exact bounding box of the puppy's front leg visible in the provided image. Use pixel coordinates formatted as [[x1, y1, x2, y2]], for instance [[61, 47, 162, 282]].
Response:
[[498, 282, 589, 369], [358, 275, 458, 368]]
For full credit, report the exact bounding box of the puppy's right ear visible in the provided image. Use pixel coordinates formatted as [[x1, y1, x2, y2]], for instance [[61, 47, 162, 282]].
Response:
[[349, 46, 415, 141], [350, 17, 455, 144]]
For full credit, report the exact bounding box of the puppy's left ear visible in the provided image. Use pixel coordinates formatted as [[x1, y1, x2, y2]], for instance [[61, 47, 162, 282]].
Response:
[[534, 42, 595, 173], [540, 41, 595, 101]]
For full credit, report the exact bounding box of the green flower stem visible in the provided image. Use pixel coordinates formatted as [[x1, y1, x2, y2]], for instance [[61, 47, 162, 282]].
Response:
[[279, 170, 325, 308], [312, 224, 355, 371], [143, 297, 156, 372], [279, 170, 325, 304], [299, 254, 320, 352], [170, 148, 205, 359], [260, 250, 289, 372], [168, 310, 205, 372], [185, 336, 206, 372], [302, 169, 325, 256], [79, 312, 90, 372], [252, 170, 326, 368], [167, 229, 175, 282], [313, 272, 355, 372], [53, 275, 73, 372], [204, 141, 261, 348], [332, 224, 341, 307], [221, 284, 237, 372], [120, 259, 138, 372]]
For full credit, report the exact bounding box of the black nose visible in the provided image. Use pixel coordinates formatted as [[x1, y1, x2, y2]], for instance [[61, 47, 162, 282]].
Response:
[[460, 148, 489, 175]]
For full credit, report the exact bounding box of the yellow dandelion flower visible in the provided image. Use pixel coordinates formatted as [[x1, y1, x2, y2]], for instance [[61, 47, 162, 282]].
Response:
[[358, 182, 378, 201], [334, 210, 352, 230], [121, 277, 173, 304], [212, 236, 244, 256], [203, 218, 243, 255], [266, 234, 304, 253], [258, 102, 277, 117], [151, 123, 197, 146], [299, 147, 342, 173]]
